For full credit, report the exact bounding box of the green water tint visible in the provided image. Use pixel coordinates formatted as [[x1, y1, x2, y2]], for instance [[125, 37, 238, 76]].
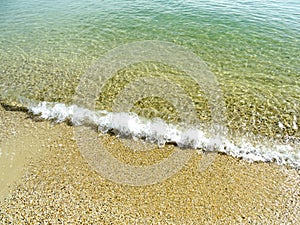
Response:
[[0, 0, 299, 140]]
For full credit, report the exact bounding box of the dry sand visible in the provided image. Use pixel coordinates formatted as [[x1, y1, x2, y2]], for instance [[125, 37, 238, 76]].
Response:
[[0, 105, 299, 224]]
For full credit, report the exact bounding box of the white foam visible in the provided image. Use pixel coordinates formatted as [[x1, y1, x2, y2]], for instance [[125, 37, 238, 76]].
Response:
[[293, 115, 298, 130], [28, 101, 300, 169]]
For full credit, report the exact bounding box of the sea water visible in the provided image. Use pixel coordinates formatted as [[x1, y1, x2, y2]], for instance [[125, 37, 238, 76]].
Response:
[[0, 0, 299, 168]]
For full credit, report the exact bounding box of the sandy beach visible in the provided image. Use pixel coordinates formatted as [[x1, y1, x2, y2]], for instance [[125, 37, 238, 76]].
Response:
[[1, 0, 299, 224], [0, 105, 299, 224]]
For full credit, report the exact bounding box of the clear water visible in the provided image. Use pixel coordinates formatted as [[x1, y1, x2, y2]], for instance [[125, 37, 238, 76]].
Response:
[[0, 0, 299, 166]]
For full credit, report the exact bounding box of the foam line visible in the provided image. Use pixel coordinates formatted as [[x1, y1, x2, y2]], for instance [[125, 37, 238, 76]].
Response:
[[28, 101, 300, 169]]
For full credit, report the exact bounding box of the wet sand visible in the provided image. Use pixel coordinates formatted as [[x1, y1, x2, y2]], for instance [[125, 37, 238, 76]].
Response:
[[0, 106, 299, 224]]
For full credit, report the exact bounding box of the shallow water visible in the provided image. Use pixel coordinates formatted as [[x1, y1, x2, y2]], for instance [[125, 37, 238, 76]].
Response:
[[0, 0, 299, 166]]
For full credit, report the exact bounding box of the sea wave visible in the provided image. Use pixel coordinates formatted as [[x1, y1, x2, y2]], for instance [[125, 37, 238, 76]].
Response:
[[26, 100, 300, 169]]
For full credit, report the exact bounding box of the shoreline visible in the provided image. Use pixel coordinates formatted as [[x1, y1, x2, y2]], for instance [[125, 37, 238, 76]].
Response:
[[0, 107, 299, 223]]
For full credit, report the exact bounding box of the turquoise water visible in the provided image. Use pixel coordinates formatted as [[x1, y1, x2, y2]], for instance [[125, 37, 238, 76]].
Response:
[[0, 0, 299, 141]]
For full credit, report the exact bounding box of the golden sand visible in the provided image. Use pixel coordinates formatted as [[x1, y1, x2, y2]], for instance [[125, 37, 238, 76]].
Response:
[[0, 106, 299, 224]]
